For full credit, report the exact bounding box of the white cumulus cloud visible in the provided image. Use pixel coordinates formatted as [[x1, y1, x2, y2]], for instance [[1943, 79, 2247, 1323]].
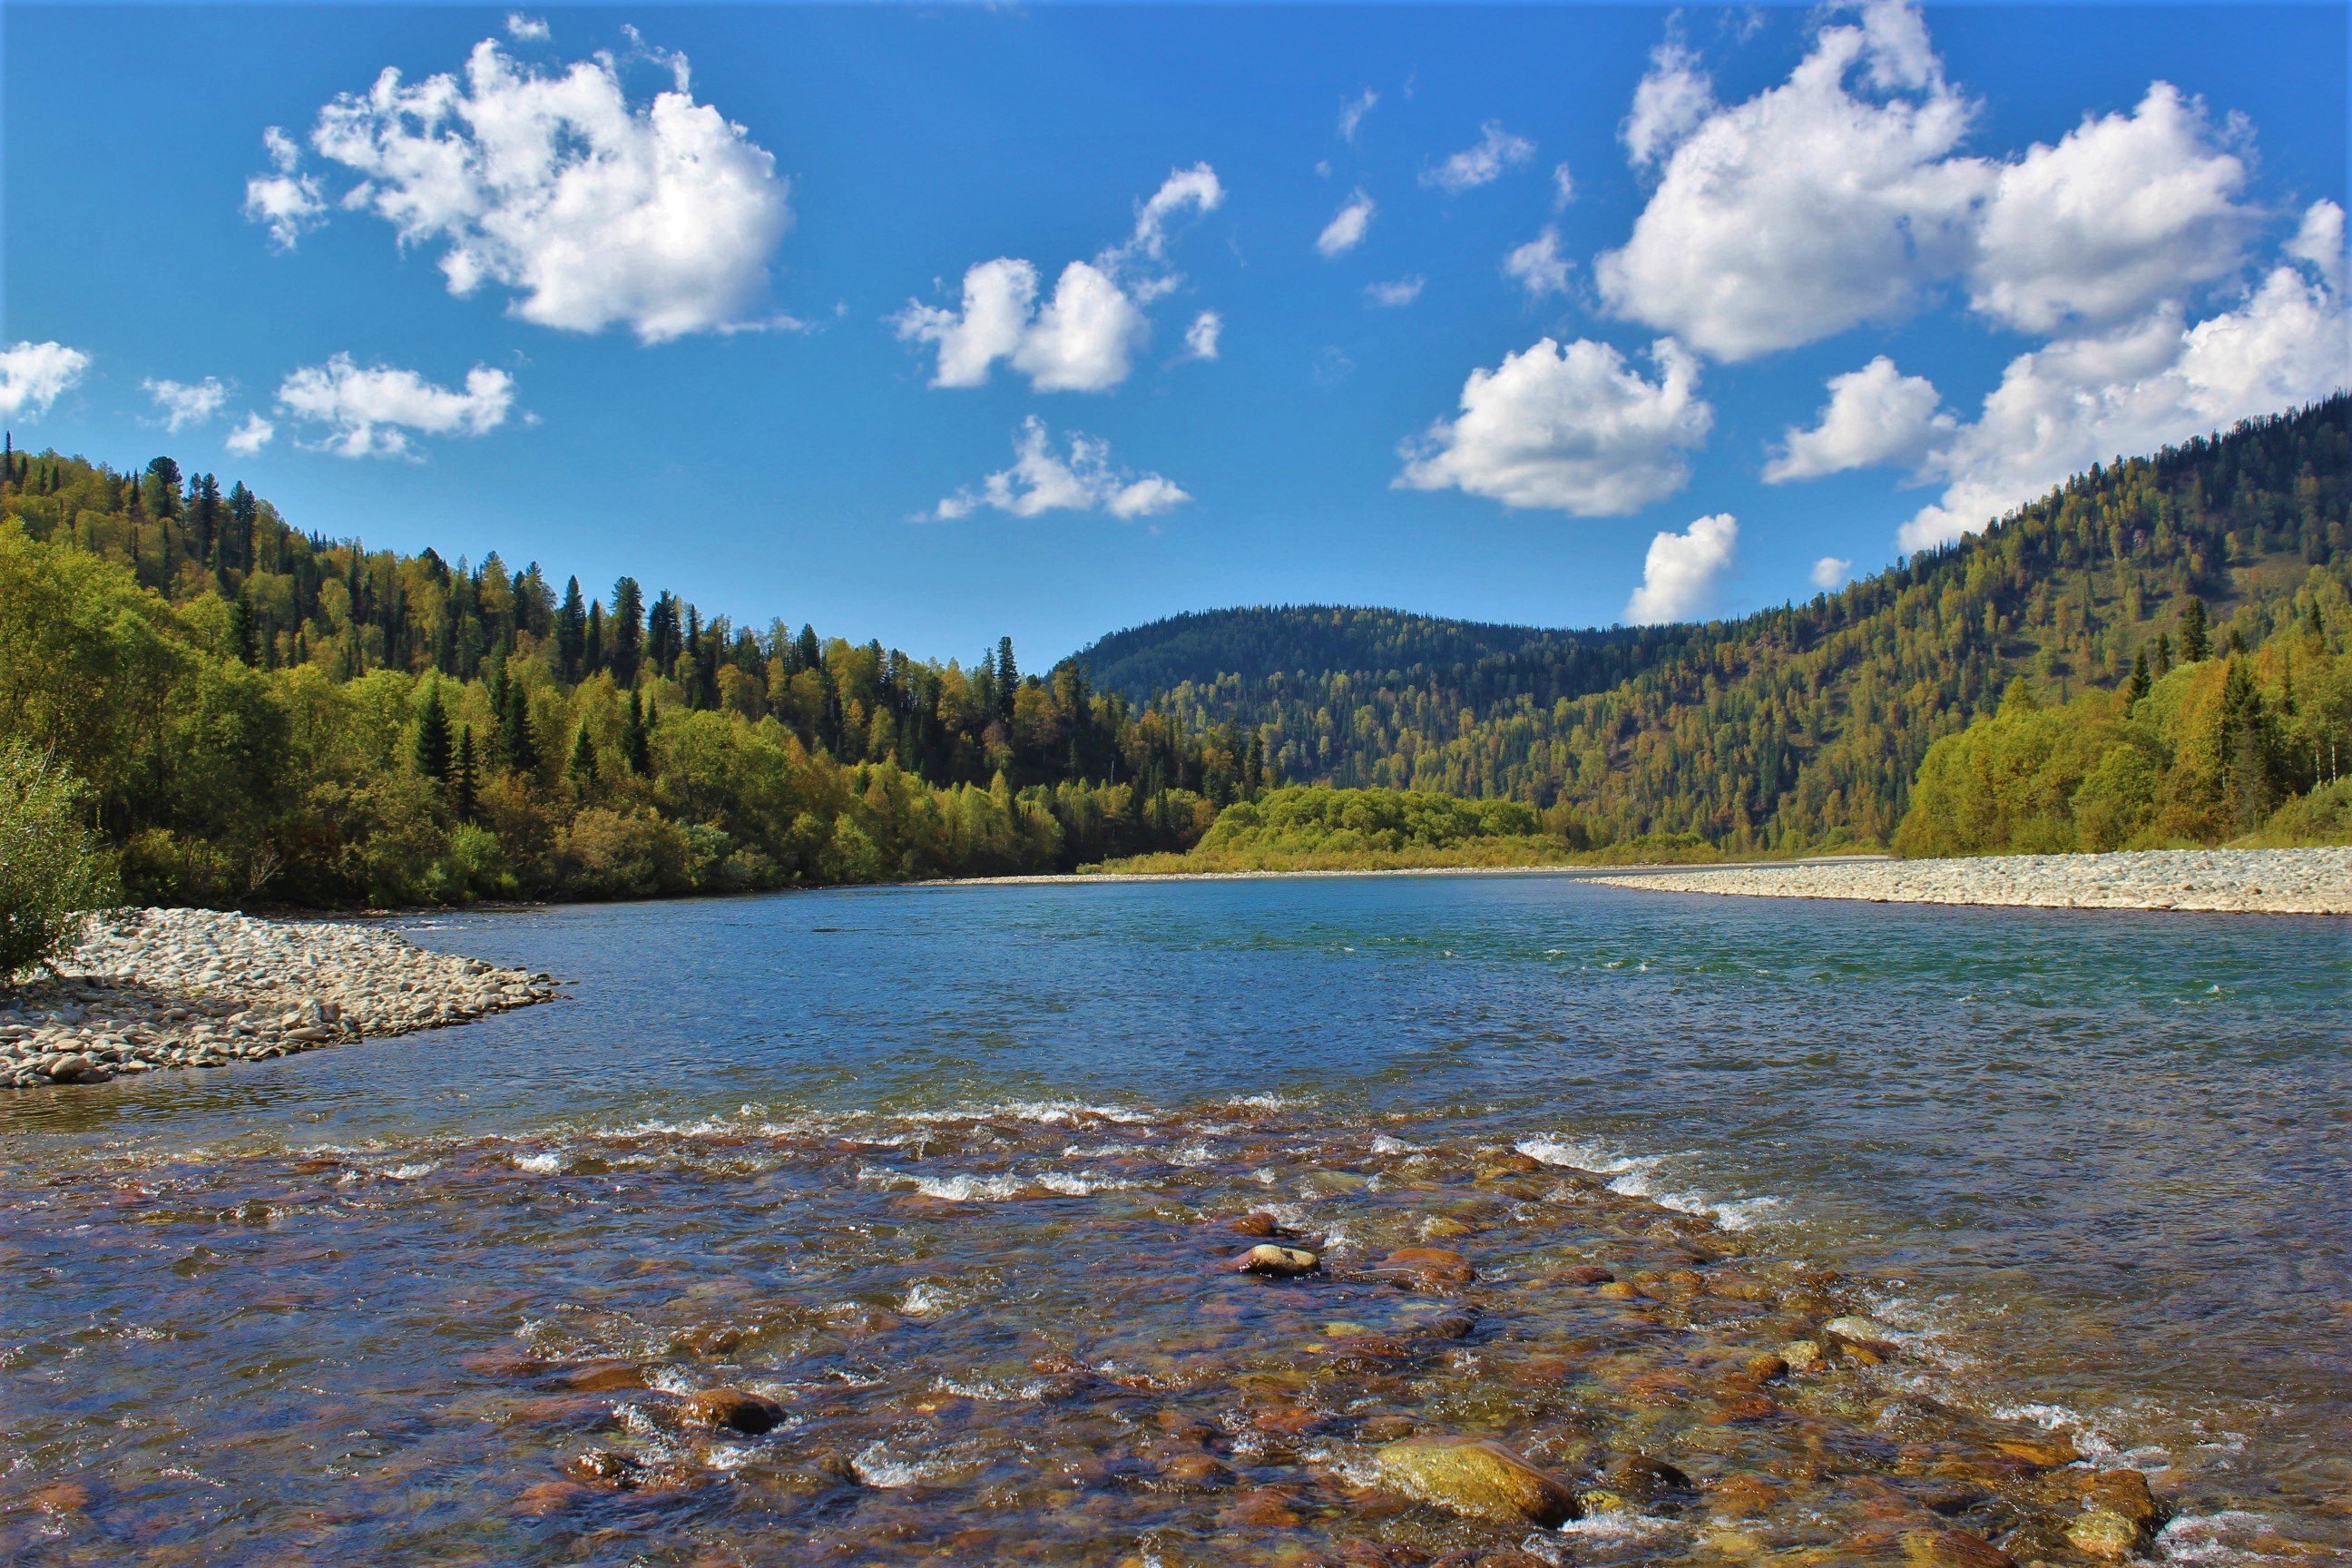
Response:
[[1551, 162, 1576, 208], [505, 13, 550, 42], [254, 35, 791, 342], [897, 166, 1219, 393], [225, 413, 277, 456], [1763, 356, 1952, 483], [931, 416, 1188, 522], [1900, 267, 2352, 551], [0, 341, 91, 419], [1503, 226, 1572, 299], [1811, 555, 1854, 591], [142, 377, 230, 432], [1423, 121, 1535, 194], [275, 354, 516, 459], [1969, 83, 2253, 334], [1338, 89, 1378, 144], [2287, 198, 2347, 291], [1396, 336, 1712, 515], [1366, 276, 1424, 308], [1318, 191, 1375, 258], [1597, 3, 1987, 361], [1625, 512, 1739, 623]]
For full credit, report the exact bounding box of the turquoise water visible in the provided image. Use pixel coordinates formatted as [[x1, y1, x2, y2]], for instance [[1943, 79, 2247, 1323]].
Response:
[[3, 874, 2345, 1562]]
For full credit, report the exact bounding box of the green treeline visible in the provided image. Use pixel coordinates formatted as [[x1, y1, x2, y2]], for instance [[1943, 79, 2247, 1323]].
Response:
[[0, 444, 1273, 906], [1081, 398, 2352, 854]]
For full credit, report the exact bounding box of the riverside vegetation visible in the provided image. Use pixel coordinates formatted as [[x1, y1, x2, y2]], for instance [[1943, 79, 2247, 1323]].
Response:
[[2, 399, 2347, 934]]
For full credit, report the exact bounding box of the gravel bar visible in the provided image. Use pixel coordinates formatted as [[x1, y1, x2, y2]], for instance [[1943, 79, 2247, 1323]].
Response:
[[2, 907, 557, 1090], [1585, 847, 2352, 915]]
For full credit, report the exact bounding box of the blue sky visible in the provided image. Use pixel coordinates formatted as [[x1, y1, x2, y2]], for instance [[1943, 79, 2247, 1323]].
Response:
[[4, 3, 2346, 665]]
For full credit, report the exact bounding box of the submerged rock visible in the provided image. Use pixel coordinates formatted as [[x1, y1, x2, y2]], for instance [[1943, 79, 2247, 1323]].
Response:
[[680, 1387, 785, 1435], [1371, 1436, 1580, 1527], [1234, 1244, 1320, 1277], [1824, 1314, 1904, 1355]]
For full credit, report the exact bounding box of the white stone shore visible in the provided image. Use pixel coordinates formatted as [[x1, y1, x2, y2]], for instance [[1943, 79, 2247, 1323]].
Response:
[[1584, 847, 2352, 916], [1, 907, 555, 1090]]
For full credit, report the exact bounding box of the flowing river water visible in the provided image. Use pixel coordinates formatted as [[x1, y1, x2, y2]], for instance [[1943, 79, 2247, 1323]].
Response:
[[1, 874, 2345, 1565]]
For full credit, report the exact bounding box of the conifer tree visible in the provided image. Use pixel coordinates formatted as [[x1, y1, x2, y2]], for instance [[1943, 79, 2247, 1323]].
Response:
[[2154, 632, 2172, 677], [2125, 647, 2151, 704], [995, 637, 1019, 722], [623, 691, 653, 775], [451, 725, 479, 821], [2180, 595, 2210, 662], [568, 721, 599, 792], [611, 576, 644, 685], [795, 623, 821, 673], [414, 681, 454, 781], [501, 678, 539, 778], [584, 600, 606, 675], [556, 576, 587, 680]]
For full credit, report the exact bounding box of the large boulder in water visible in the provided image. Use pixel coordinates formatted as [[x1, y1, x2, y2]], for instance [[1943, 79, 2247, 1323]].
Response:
[[1371, 1435, 1579, 1526]]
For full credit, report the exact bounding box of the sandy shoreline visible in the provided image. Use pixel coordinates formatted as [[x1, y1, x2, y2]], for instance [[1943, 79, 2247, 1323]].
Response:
[[1583, 847, 2351, 916]]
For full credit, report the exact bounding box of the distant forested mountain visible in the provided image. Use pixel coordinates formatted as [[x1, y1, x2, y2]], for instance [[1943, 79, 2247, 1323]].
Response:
[[1076, 397, 2352, 851]]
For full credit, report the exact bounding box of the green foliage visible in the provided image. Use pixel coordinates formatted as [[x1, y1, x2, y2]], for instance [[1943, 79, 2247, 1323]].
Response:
[[0, 745, 120, 983], [0, 462, 1277, 906], [1895, 597, 2352, 854], [1195, 786, 1540, 858], [1080, 398, 2351, 856]]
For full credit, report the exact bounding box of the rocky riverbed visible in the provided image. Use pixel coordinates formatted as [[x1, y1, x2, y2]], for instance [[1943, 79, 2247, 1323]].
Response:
[[1586, 847, 2351, 916], [0, 907, 555, 1090]]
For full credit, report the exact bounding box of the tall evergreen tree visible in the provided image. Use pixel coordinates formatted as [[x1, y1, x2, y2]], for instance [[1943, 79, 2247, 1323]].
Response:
[[2180, 595, 2210, 662], [556, 576, 587, 680], [414, 681, 454, 781], [567, 721, 599, 791], [794, 623, 821, 673], [995, 636, 1019, 721], [584, 600, 606, 675], [2125, 647, 2151, 704], [622, 691, 653, 775], [451, 725, 480, 821], [501, 678, 539, 778], [611, 576, 644, 685]]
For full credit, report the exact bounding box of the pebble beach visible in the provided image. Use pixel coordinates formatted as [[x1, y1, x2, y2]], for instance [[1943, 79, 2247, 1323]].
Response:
[[1, 907, 556, 1090], [1585, 847, 2352, 916]]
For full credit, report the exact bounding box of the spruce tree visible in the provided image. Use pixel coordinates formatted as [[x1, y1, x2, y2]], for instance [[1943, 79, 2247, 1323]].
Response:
[[2125, 647, 2151, 704], [584, 600, 606, 674], [451, 726, 479, 821], [501, 679, 539, 778], [2180, 595, 2210, 662], [556, 576, 587, 680], [995, 636, 1019, 722], [568, 721, 599, 791], [623, 691, 653, 775], [610, 576, 644, 684], [414, 681, 454, 781]]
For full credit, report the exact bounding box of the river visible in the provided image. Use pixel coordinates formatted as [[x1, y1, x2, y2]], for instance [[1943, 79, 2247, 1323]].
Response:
[[3, 874, 2344, 1564]]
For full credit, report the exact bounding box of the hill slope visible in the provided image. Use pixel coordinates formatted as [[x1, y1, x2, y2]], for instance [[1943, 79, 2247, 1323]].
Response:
[[1077, 397, 2351, 850]]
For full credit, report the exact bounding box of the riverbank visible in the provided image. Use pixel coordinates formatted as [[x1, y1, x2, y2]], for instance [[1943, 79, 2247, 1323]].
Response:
[[1584, 846, 2352, 916], [0, 907, 557, 1090]]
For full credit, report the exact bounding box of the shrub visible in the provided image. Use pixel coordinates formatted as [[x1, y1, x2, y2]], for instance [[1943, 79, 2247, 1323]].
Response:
[[0, 744, 120, 984]]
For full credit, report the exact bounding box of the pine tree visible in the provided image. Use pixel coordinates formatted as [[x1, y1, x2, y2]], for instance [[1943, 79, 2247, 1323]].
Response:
[[623, 691, 653, 775], [995, 636, 1019, 722], [611, 576, 644, 685], [2125, 647, 2151, 704], [584, 600, 606, 675], [2180, 595, 2210, 662], [451, 725, 480, 821], [556, 576, 587, 680], [414, 681, 454, 781], [795, 623, 821, 673], [2154, 632, 2172, 677]]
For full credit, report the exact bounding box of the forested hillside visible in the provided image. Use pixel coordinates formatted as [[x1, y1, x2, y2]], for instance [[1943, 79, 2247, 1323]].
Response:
[[0, 444, 1270, 906], [1080, 398, 2352, 852]]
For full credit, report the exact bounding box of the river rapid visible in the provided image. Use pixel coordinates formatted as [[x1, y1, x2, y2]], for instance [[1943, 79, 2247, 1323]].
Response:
[[2, 874, 2345, 1564]]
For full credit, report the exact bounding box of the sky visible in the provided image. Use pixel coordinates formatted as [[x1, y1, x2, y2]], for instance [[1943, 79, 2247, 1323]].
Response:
[[3, 2, 2347, 666]]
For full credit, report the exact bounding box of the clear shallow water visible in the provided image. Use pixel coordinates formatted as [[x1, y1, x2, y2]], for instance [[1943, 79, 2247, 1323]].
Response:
[[2, 874, 2346, 1563]]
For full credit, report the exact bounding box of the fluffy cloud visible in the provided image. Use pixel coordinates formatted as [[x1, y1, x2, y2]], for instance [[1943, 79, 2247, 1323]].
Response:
[[1969, 84, 2252, 334], [897, 167, 1220, 393], [931, 417, 1188, 522], [275, 354, 516, 458], [242, 127, 327, 251], [1620, 42, 1714, 168], [255, 36, 790, 342], [1551, 162, 1576, 208], [142, 377, 230, 432], [1338, 89, 1377, 144], [225, 413, 276, 456], [1423, 122, 1535, 194], [1503, 226, 1572, 299], [2288, 198, 2347, 291], [1318, 191, 1375, 258], [1811, 556, 1854, 590], [1763, 356, 1952, 482], [1597, 3, 1985, 361], [1625, 513, 1738, 623], [1602, 4, 2271, 361], [505, 13, 549, 42], [1182, 310, 1223, 361], [0, 341, 91, 419], [1366, 276, 1424, 308], [1396, 336, 1711, 514], [1900, 267, 2351, 550]]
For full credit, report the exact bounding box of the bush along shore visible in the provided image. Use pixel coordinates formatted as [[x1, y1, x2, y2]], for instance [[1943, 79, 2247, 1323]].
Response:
[[1585, 847, 2352, 916], [1, 907, 554, 1090]]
